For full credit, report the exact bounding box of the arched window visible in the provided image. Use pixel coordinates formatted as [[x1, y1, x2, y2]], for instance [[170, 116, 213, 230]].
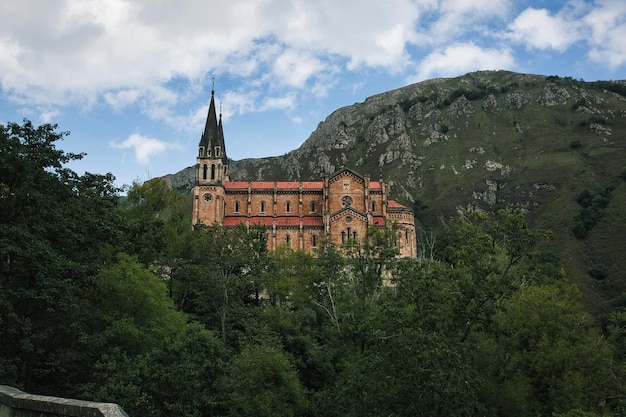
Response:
[[353, 231, 357, 240], [312, 235, 317, 248], [310, 201, 316, 213], [202, 164, 208, 180], [235, 201, 240, 213], [371, 201, 376, 212], [285, 234, 291, 246], [260, 201, 266, 213], [199, 147, 204, 157], [341, 231, 346, 244], [286, 201, 291, 213], [211, 164, 216, 180], [215, 146, 221, 157]]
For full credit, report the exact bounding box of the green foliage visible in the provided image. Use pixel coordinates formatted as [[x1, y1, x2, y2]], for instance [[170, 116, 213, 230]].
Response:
[[3, 119, 626, 417], [590, 81, 626, 97], [573, 187, 614, 239], [221, 344, 308, 417], [570, 140, 583, 149], [173, 224, 269, 345], [445, 87, 487, 105], [91, 253, 187, 355], [489, 281, 618, 416], [87, 323, 229, 417], [0, 120, 126, 394]]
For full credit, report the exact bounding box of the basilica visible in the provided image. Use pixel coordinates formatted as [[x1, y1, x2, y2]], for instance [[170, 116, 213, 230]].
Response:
[[192, 89, 416, 257]]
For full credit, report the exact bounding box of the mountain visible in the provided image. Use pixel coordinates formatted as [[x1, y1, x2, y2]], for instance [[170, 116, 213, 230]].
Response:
[[162, 70, 626, 317]]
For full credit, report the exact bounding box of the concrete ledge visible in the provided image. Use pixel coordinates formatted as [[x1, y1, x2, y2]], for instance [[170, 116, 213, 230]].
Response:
[[0, 385, 128, 417]]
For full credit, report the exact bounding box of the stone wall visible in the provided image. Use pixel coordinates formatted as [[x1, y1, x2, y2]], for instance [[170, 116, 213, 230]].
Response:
[[0, 386, 128, 417]]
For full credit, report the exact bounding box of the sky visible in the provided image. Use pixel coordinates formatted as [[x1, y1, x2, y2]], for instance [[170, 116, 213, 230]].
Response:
[[1, 0, 625, 189]]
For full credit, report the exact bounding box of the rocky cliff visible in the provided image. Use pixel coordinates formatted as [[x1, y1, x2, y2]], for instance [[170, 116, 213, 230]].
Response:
[[163, 70, 626, 313]]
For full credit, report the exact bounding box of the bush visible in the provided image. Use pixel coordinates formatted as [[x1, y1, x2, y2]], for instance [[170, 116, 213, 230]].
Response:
[[589, 267, 608, 280], [572, 187, 614, 239]]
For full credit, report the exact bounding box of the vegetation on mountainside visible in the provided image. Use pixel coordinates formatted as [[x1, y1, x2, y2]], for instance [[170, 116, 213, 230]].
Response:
[[163, 70, 626, 323], [2, 120, 626, 417]]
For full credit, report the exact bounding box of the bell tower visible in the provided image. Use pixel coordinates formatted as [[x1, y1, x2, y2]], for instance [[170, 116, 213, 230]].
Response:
[[192, 86, 229, 226]]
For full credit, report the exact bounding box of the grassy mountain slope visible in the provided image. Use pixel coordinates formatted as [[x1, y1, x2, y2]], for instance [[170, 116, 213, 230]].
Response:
[[163, 70, 626, 316]]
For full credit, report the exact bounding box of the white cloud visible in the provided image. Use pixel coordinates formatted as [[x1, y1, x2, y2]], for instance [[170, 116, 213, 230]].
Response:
[[410, 43, 515, 82], [1, 0, 625, 131], [507, 7, 583, 51], [422, 0, 512, 45], [39, 108, 61, 123], [584, 0, 626, 68], [104, 89, 142, 110], [110, 133, 178, 164], [273, 49, 326, 89], [261, 93, 298, 112]]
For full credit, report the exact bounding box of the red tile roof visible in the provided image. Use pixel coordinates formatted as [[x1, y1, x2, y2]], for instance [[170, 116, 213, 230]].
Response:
[[224, 182, 249, 189], [249, 181, 275, 189], [222, 216, 324, 227], [301, 216, 324, 226], [224, 181, 323, 190], [387, 200, 408, 209], [223, 217, 258, 226], [372, 216, 386, 225], [275, 181, 300, 189], [223, 180, 377, 191]]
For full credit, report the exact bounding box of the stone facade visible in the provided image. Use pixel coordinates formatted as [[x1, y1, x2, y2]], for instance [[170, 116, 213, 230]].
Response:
[[192, 90, 416, 257]]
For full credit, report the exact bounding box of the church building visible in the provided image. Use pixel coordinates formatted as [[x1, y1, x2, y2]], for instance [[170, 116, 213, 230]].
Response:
[[192, 89, 416, 257]]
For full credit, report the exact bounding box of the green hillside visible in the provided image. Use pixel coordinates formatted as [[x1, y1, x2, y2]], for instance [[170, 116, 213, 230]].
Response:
[[165, 70, 626, 318]]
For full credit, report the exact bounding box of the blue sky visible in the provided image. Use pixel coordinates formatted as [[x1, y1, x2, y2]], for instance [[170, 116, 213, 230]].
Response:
[[1, 0, 625, 189]]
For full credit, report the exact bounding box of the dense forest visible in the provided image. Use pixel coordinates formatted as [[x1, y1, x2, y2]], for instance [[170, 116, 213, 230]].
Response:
[[1, 120, 625, 417]]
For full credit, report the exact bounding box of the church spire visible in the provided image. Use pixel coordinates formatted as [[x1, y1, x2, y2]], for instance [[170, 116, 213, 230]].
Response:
[[196, 82, 229, 185], [199, 88, 219, 152]]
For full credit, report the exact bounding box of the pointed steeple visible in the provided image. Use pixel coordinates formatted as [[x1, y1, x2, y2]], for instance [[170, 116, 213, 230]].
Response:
[[199, 88, 219, 152], [196, 83, 229, 185], [217, 103, 227, 160]]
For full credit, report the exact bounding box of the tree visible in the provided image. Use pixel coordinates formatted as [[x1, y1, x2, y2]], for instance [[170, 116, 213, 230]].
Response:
[[486, 280, 620, 416], [221, 344, 308, 417], [88, 322, 230, 417], [90, 253, 187, 356], [0, 120, 126, 395], [174, 224, 269, 345]]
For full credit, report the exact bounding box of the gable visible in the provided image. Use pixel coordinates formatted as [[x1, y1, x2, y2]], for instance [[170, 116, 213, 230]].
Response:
[[328, 168, 365, 186]]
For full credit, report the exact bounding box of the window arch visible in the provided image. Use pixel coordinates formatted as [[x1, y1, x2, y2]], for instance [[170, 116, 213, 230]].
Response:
[[310, 201, 316, 213], [285, 234, 291, 246], [260, 201, 266, 213], [312, 235, 318, 248], [286, 201, 291, 213], [234, 201, 240, 213], [211, 164, 216, 180], [202, 164, 208, 180], [371, 201, 376, 212]]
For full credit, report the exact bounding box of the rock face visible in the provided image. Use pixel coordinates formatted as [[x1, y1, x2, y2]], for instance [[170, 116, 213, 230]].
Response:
[[167, 71, 626, 225], [163, 70, 626, 317]]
